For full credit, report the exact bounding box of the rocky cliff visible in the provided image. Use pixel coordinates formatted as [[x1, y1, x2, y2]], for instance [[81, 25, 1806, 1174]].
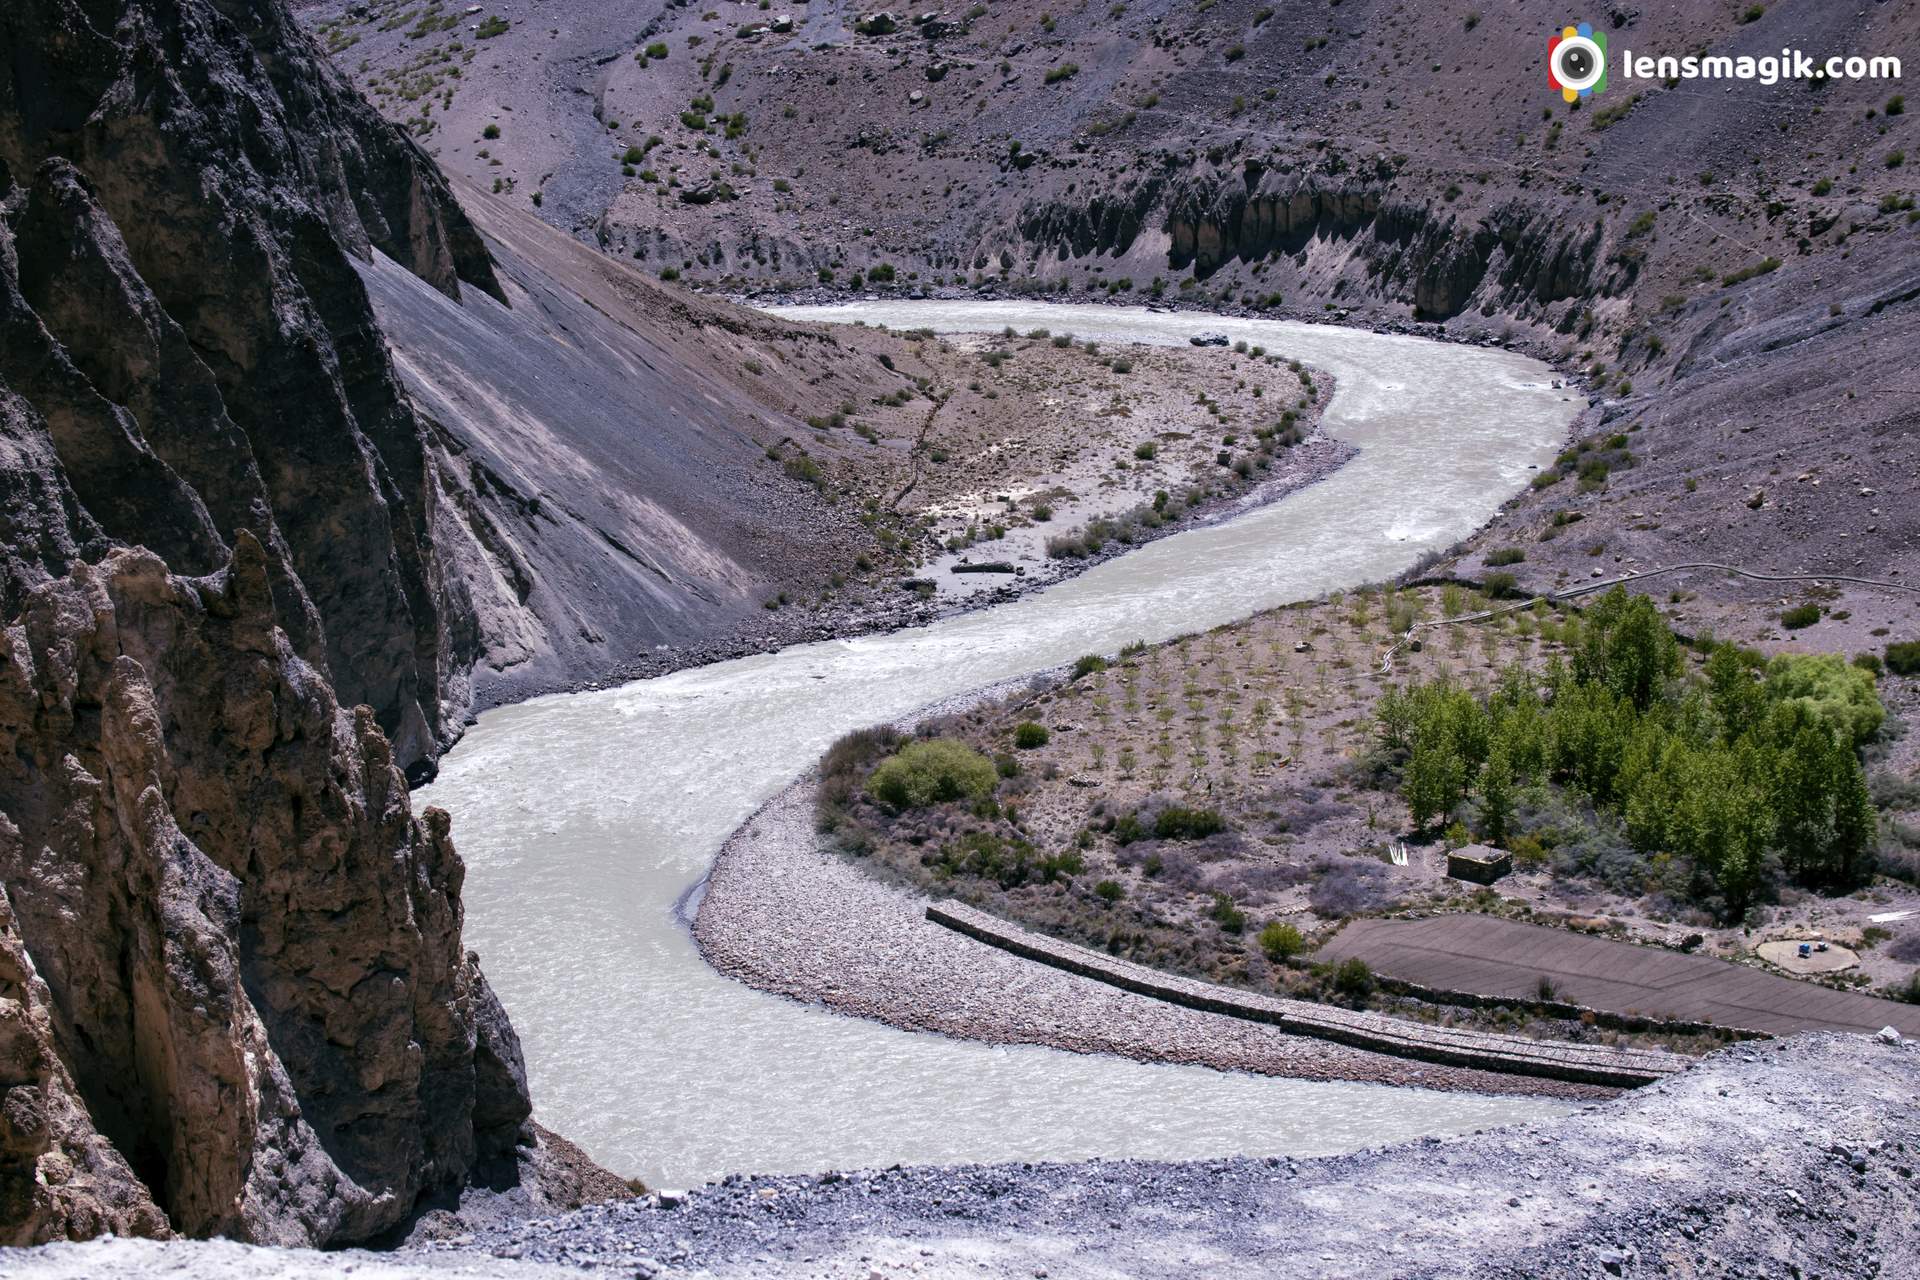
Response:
[[0, 0, 546, 1248]]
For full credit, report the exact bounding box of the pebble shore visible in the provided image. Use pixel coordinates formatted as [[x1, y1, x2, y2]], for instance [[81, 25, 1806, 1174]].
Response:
[[691, 775, 1611, 1101]]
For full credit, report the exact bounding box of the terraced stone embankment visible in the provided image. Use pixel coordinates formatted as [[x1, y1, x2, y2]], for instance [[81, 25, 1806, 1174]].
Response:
[[929, 902, 1690, 1089]]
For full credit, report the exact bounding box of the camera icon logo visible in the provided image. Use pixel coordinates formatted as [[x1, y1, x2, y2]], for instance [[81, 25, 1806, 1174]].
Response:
[[1549, 22, 1609, 102]]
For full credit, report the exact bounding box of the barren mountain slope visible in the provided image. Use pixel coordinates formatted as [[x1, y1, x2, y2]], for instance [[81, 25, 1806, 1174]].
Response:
[[310, 0, 1920, 614]]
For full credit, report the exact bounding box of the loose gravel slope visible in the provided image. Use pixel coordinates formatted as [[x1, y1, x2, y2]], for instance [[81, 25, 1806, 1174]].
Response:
[[15, 1034, 1914, 1279]]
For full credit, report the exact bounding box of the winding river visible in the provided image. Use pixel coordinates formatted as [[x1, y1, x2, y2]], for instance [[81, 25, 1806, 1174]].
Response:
[[419, 303, 1584, 1190]]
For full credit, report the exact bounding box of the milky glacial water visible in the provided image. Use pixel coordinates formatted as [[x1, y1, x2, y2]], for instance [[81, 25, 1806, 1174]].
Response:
[[419, 303, 1585, 1189]]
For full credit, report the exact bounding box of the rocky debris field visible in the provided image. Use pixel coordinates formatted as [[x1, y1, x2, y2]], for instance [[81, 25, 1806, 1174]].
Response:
[[17, 1034, 1913, 1279]]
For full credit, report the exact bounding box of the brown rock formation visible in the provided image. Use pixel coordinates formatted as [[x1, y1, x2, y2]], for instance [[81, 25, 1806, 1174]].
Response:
[[0, 542, 532, 1245], [0, 0, 575, 1248]]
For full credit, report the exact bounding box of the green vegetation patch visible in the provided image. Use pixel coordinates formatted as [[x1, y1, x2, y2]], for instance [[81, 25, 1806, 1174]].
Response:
[[867, 738, 999, 811], [1375, 588, 1880, 918]]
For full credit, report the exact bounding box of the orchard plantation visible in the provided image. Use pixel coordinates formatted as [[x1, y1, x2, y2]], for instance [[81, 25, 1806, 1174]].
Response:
[[1375, 588, 1881, 920]]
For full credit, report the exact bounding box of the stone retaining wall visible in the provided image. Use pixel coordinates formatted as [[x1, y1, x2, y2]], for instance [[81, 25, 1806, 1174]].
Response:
[[927, 903, 1691, 1089]]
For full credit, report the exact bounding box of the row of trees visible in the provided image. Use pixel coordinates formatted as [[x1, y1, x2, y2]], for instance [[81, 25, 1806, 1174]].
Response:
[[1377, 589, 1882, 917]]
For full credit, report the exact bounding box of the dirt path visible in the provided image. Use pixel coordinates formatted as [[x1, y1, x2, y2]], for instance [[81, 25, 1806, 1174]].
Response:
[[1318, 915, 1920, 1038]]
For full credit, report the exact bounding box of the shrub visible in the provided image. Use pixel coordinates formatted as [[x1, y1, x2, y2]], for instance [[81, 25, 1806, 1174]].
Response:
[[1134, 441, 1158, 460], [1210, 893, 1247, 934], [1013, 722, 1050, 749], [1886, 641, 1920, 676], [1094, 878, 1125, 903], [476, 14, 509, 38], [1780, 603, 1821, 630], [1483, 571, 1520, 599], [782, 454, 823, 486], [1332, 957, 1374, 1000], [482, 123, 501, 139], [1258, 921, 1305, 962], [866, 739, 998, 810], [1721, 257, 1781, 287], [1485, 547, 1526, 566], [1765, 652, 1885, 745], [1309, 856, 1397, 916], [1072, 654, 1109, 679], [1153, 806, 1225, 840], [1044, 62, 1079, 84]]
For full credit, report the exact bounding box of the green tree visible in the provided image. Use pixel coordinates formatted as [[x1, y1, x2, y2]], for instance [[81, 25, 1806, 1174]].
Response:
[[1767, 704, 1876, 890], [1375, 684, 1413, 751], [1705, 643, 1767, 741], [1476, 740, 1515, 847], [1763, 653, 1885, 747], [1573, 587, 1681, 711]]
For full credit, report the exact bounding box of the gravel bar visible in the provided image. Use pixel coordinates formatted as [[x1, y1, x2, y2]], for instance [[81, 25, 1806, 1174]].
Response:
[[692, 774, 1614, 1101]]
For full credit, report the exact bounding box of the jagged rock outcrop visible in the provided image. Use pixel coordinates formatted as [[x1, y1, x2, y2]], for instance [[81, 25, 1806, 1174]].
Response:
[[2, 0, 501, 775], [1165, 171, 1613, 321], [0, 0, 563, 1248], [0, 543, 531, 1245]]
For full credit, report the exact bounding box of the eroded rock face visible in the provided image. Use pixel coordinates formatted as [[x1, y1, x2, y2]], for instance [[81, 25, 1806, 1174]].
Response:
[[0, 0, 544, 1247], [0, 543, 531, 1245], [1, 0, 501, 775], [1164, 171, 1617, 321]]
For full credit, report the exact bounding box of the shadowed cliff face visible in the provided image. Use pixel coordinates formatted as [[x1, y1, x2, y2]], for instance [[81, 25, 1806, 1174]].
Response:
[[1, 0, 499, 771], [0, 0, 545, 1247]]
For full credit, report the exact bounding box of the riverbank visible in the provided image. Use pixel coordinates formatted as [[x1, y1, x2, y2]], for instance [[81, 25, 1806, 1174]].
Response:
[[602, 326, 1350, 687], [692, 770, 1611, 1103]]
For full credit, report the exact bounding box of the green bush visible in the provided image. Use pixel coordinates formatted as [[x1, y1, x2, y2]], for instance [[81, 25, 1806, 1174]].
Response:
[[1258, 921, 1305, 962], [1722, 257, 1781, 287], [1332, 957, 1374, 1000], [476, 14, 508, 38], [1485, 547, 1526, 566], [1134, 441, 1158, 460], [1765, 653, 1885, 746], [1886, 641, 1920, 676], [1153, 806, 1225, 840], [1072, 654, 1109, 679], [1094, 878, 1125, 903], [782, 454, 823, 486], [1013, 722, 1050, 749], [866, 739, 998, 810], [1210, 893, 1246, 934], [482, 123, 501, 139], [1780, 603, 1821, 630]]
